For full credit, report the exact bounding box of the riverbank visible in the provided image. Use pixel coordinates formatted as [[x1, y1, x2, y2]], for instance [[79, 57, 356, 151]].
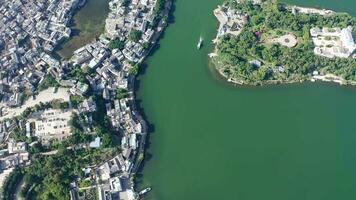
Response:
[[211, 0, 356, 86], [213, 55, 356, 86], [0, 0, 173, 199], [130, 0, 356, 199]]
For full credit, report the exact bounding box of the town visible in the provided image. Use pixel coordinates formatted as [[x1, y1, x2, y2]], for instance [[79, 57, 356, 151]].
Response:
[[0, 0, 171, 199]]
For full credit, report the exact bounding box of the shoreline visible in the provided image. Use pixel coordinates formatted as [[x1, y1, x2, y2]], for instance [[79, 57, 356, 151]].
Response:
[[208, 58, 356, 89], [0, 0, 173, 199], [212, 57, 356, 87], [210, 1, 356, 87]]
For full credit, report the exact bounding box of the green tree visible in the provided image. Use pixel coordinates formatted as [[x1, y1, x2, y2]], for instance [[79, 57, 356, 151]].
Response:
[[38, 75, 60, 91], [129, 30, 142, 42], [128, 64, 139, 75], [115, 88, 129, 99], [2, 168, 23, 200], [108, 39, 125, 50]]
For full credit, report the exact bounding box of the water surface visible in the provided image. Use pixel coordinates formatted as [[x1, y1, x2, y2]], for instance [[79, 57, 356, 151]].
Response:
[[55, 0, 109, 59], [136, 0, 356, 200]]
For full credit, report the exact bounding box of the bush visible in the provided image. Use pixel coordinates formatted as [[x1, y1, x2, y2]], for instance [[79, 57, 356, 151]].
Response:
[[38, 75, 60, 91], [2, 168, 23, 200], [115, 88, 129, 99], [128, 64, 139, 76], [129, 30, 142, 42], [108, 39, 125, 50]]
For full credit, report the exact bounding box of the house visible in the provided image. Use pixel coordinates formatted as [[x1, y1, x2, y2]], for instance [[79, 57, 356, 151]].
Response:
[[78, 97, 97, 113], [7, 139, 26, 154]]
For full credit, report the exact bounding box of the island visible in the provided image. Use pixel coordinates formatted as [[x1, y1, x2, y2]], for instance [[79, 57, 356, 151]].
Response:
[[212, 0, 356, 85], [0, 0, 171, 200]]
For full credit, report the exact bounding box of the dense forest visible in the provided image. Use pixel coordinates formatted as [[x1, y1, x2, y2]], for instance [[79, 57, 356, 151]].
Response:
[[215, 0, 356, 85]]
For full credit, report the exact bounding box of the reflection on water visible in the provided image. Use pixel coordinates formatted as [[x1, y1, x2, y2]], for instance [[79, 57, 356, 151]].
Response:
[[55, 0, 110, 59]]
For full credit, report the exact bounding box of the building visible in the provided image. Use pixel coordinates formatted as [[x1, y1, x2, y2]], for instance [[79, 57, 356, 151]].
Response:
[[340, 26, 356, 55], [310, 26, 356, 58], [7, 139, 26, 154], [32, 109, 73, 143]]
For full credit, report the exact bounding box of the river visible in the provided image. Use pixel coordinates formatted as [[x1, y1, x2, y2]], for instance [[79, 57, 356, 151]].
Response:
[[135, 0, 356, 200]]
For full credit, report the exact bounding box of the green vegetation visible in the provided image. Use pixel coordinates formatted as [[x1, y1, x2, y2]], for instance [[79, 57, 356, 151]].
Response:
[[20, 88, 34, 104], [68, 113, 93, 145], [152, 0, 167, 27], [82, 66, 95, 76], [28, 142, 44, 154], [17, 100, 69, 122], [70, 95, 85, 108], [92, 95, 118, 148], [78, 179, 92, 188], [215, 0, 356, 85], [70, 65, 87, 83], [9, 127, 28, 143], [128, 64, 139, 75], [37, 75, 60, 91], [129, 30, 142, 42], [142, 41, 150, 49], [20, 181, 31, 199], [108, 39, 125, 50], [116, 88, 129, 99], [22, 148, 118, 200], [2, 168, 23, 200], [51, 100, 70, 110], [154, 0, 166, 16]]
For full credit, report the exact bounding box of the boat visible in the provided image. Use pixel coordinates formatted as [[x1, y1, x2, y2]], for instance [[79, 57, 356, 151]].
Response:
[[197, 37, 203, 49], [139, 187, 152, 196]]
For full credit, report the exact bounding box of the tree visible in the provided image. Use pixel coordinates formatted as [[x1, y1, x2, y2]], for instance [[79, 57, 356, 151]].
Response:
[[2, 168, 23, 200], [154, 0, 166, 16], [128, 64, 139, 75], [70, 66, 87, 83], [129, 30, 142, 42], [82, 66, 95, 76], [70, 95, 85, 108], [38, 75, 60, 91], [115, 88, 129, 99], [10, 127, 27, 142], [108, 39, 125, 50], [142, 42, 150, 49]]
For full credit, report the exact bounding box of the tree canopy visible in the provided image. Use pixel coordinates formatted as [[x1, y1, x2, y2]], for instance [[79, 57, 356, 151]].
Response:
[[129, 30, 142, 42]]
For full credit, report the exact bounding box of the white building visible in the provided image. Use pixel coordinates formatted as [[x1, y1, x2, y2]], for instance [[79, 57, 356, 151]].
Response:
[[340, 26, 356, 55], [32, 109, 73, 143], [7, 140, 26, 154], [311, 26, 356, 58]]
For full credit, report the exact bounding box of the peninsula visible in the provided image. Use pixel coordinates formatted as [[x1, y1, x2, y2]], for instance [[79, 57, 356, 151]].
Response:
[[0, 0, 171, 199], [212, 0, 356, 85]]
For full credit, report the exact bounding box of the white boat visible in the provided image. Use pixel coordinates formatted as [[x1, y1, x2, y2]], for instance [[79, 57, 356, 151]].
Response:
[[197, 37, 203, 49], [139, 187, 152, 195]]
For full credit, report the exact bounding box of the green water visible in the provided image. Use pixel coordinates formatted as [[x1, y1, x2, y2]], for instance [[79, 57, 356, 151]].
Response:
[[136, 0, 356, 200], [56, 0, 109, 59]]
